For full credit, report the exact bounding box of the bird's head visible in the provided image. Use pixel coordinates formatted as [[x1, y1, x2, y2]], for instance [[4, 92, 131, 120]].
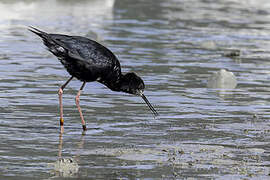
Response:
[[120, 72, 158, 116], [120, 72, 145, 95]]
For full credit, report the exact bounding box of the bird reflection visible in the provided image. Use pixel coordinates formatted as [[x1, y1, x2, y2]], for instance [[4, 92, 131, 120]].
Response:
[[48, 134, 85, 178]]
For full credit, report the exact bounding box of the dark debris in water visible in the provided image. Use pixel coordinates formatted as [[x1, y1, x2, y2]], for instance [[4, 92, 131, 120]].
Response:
[[223, 49, 241, 57]]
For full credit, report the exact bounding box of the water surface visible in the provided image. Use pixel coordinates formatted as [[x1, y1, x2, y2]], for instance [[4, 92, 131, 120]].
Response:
[[0, 0, 270, 179]]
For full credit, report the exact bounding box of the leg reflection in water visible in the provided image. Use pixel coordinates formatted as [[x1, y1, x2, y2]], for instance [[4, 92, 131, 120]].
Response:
[[48, 134, 85, 178]]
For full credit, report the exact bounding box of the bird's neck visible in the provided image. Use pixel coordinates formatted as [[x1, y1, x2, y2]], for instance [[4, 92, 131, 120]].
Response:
[[102, 74, 126, 92], [118, 74, 129, 92]]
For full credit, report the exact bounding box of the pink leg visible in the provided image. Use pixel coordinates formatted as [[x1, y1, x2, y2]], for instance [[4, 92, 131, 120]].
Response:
[[58, 76, 73, 133], [75, 82, 87, 131]]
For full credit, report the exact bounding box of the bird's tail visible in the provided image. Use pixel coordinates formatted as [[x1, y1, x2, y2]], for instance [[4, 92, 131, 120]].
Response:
[[28, 26, 49, 39], [28, 26, 54, 48], [29, 26, 69, 58]]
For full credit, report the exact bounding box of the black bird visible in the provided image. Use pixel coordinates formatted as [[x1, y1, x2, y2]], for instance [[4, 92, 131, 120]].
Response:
[[29, 27, 158, 133]]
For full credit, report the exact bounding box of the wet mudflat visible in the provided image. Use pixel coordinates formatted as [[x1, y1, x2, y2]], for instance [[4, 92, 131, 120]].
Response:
[[0, 0, 270, 179]]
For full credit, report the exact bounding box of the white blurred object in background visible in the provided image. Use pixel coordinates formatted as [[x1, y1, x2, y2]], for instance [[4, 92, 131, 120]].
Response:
[[207, 69, 237, 89]]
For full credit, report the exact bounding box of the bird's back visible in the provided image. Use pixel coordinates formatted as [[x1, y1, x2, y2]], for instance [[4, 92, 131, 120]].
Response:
[[50, 34, 115, 65]]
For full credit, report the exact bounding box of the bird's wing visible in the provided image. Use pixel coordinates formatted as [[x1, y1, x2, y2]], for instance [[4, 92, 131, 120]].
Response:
[[50, 35, 89, 62], [29, 27, 121, 76], [49, 34, 117, 67]]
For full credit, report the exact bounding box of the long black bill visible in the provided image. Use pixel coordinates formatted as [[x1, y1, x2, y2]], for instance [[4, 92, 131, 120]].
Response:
[[141, 94, 159, 116]]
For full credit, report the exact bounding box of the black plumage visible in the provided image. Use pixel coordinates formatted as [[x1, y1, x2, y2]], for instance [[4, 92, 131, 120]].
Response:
[[29, 27, 158, 132]]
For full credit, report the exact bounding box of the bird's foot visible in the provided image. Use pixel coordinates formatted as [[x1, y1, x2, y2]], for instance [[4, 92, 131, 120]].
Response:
[[81, 125, 87, 135]]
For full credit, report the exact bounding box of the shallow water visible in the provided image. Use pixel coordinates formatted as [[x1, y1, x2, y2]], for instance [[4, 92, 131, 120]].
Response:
[[0, 0, 270, 179]]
